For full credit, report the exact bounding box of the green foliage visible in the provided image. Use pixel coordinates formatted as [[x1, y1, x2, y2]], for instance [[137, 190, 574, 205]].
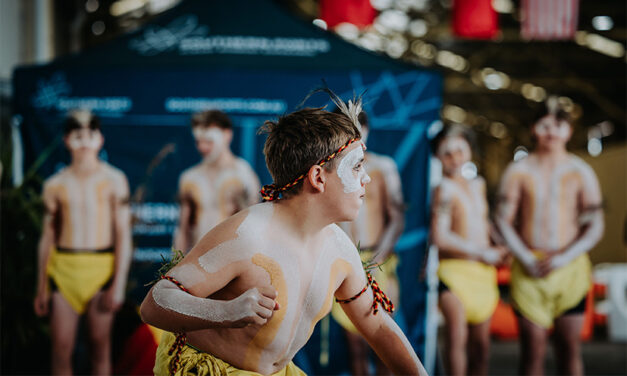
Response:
[[145, 248, 185, 286], [0, 114, 61, 374]]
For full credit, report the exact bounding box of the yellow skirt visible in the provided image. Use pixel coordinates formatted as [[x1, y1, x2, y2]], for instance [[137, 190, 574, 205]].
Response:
[[154, 332, 306, 376], [438, 259, 499, 325], [47, 249, 115, 314], [331, 252, 399, 334], [511, 253, 591, 328]]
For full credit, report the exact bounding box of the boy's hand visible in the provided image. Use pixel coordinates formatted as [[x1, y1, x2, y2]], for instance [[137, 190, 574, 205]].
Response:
[[99, 286, 124, 312], [226, 287, 279, 327], [34, 290, 50, 317]]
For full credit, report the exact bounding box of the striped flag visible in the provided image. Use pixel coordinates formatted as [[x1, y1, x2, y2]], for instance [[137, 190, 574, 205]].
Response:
[[521, 0, 580, 40]]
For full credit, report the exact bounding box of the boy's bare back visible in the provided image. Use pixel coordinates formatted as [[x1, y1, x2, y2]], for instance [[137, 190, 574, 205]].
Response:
[[145, 202, 364, 374]]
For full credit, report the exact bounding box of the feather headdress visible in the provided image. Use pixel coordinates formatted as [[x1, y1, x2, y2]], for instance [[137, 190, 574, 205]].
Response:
[[298, 82, 365, 131]]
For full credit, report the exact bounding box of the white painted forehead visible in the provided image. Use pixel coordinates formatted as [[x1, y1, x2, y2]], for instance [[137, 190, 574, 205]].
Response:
[[438, 137, 470, 154], [193, 127, 223, 140], [339, 144, 364, 163]]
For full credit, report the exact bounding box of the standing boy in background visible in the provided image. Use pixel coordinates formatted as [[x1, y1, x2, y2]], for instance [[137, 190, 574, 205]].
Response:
[[33, 110, 132, 375], [497, 97, 604, 376], [174, 110, 260, 253], [430, 125, 506, 376], [331, 110, 405, 376]]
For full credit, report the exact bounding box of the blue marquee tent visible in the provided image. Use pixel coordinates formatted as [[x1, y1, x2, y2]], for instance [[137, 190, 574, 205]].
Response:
[[13, 0, 441, 373]]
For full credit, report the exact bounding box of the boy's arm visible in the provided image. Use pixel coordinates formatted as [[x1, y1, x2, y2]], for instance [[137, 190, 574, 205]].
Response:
[[174, 196, 193, 253], [174, 177, 193, 253], [373, 161, 405, 264], [244, 166, 261, 207], [233, 165, 261, 213], [34, 183, 57, 316], [495, 168, 538, 275], [336, 263, 427, 375], [102, 173, 132, 311], [431, 186, 501, 264], [140, 230, 279, 333], [548, 165, 604, 270]]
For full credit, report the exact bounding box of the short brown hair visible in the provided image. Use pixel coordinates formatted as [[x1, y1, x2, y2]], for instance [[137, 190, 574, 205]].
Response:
[[531, 96, 572, 126], [64, 110, 100, 135], [191, 110, 232, 130], [260, 107, 361, 197]]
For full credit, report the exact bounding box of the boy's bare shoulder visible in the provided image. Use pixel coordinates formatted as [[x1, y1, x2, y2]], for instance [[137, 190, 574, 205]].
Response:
[[43, 168, 67, 189], [101, 162, 127, 184], [179, 164, 204, 183], [325, 224, 360, 261], [191, 203, 274, 253]]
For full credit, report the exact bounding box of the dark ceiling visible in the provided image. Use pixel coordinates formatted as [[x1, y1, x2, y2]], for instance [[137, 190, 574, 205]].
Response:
[[280, 0, 626, 152]]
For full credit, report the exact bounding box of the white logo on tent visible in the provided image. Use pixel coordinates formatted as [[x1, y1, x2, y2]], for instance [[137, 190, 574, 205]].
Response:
[[31, 72, 133, 113], [129, 15, 331, 57]]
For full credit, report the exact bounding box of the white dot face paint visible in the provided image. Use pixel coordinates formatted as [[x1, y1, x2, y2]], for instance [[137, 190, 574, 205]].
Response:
[[67, 131, 102, 150], [533, 117, 571, 140], [193, 127, 225, 164], [437, 137, 471, 159], [336, 145, 368, 194]]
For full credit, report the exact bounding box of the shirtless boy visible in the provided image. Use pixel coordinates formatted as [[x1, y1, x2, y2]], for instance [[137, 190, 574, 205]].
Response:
[[33, 110, 132, 375], [140, 100, 428, 376], [174, 110, 260, 253], [430, 125, 506, 376], [331, 110, 405, 375], [497, 98, 604, 376]]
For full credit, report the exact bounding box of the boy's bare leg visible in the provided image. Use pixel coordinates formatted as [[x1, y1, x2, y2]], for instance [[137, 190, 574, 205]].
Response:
[[86, 291, 114, 376], [518, 315, 548, 376], [553, 314, 584, 376], [346, 330, 370, 375], [468, 320, 491, 376], [50, 292, 80, 375], [440, 291, 468, 376]]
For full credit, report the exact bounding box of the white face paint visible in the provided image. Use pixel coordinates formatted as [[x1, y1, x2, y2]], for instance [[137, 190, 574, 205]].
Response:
[[437, 137, 471, 159], [67, 131, 102, 150], [533, 117, 571, 139], [336, 145, 369, 193], [193, 127, 225, 164]]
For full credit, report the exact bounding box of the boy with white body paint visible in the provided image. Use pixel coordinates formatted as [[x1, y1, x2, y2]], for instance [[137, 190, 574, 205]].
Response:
[[140, 102, 428, 376], [496, 98, 604, 376], [33, 110, 132, 375], [331, 111, 405, 376], [174, 110, 260, 253], [430, 125, 507, 376]]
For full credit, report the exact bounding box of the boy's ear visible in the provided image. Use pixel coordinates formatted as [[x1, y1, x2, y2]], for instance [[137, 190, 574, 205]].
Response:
[[307, 165, 326, 193]]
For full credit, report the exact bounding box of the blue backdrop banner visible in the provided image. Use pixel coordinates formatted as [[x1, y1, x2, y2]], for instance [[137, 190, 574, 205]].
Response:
[[13, 1, 441, 373]]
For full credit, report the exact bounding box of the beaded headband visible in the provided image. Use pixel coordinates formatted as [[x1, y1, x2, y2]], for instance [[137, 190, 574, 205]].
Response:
[[260, 137, 361, 201], [261, 86, 365, 202]]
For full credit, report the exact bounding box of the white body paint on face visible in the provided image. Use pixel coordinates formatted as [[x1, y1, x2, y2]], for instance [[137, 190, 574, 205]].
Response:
[[152, 279, 247, 322], [437, 137, 471, 158], [194, 128, 225, 164], [337, 145, 369, 193], [67, 132, 101, 150], [533, 117, 570, 139]]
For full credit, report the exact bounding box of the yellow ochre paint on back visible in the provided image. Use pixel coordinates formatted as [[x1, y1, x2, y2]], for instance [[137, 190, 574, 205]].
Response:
[[245, 254, 288, 370], [306, 258, 352, 339]]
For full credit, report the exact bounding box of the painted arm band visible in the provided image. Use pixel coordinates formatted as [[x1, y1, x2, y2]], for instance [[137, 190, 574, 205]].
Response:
[[336, 270, 394, 315]]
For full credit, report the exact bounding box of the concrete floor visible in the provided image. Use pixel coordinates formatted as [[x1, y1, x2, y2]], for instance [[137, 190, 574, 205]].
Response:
[[489, 339, 627, 375], [435, 338, 627, 375]]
